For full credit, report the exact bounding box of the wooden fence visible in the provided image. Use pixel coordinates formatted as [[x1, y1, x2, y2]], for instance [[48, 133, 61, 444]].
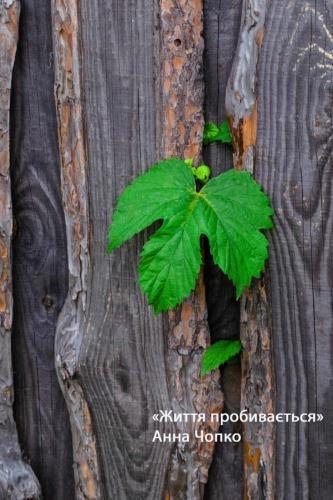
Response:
[[0, 0, 332, 498]]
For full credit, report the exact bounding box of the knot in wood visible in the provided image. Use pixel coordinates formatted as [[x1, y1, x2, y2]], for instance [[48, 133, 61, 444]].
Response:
[[42, 294, 54, 310]]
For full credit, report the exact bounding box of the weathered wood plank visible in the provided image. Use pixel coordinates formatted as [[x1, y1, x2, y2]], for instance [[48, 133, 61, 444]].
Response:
[[202, 1, 244, 496], [0, 0, 40, 498], [255, 1, 333, 498], [68, 1, 174, 498], [225, 1, 274, 498], [227, 0, 333, 498], [9, 0, 75, 498]]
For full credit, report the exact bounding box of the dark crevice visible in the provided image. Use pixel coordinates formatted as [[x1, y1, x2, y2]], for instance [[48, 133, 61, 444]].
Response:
[[202, 0, 244, 498]]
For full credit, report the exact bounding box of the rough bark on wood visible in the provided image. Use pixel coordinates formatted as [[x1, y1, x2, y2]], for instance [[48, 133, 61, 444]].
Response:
[[10, 0, 75, 497], [225, 1, 275, 499], [202, 1, 244, 498], [51, 0, 101, 498], [160, 2, 223, 498], [0, 1, 40, 498]]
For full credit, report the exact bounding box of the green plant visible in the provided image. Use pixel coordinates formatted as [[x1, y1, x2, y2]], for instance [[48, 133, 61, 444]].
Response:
[[203, 119, 232, 145], [107, 115, 273, 374], [201, 340, 241, 376], [107, 158, 273, 315], [201, 118, 243, 371]]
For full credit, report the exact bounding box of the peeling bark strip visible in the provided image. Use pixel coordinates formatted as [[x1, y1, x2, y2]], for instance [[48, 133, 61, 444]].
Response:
[[225, 1, 274, 499], [226, 0, 267, 172], [160, 1, 223, 497], [51, 0, 101, 498], [0, 1, 41, 498]]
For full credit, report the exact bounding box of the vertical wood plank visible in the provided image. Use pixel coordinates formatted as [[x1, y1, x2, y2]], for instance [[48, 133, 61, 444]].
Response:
[[0, 0, 40, 497], [255, 1, 333, 498], [227, 0, 333, 498], [69, 1, 174, 498], [160, 1, 223, 498], [9, 0, 75, 497]]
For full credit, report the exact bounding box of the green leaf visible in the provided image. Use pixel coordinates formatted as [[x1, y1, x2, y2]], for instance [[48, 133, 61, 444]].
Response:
[[108, 159, 273, 313], [201, 340, 241, 376], [192, 165, 211, 184], [184, 158, 193, 167], [218, 120, 233, 144], [198, 169, 273, 298], [203, 119, 232, 145], [138, 203, 202, 313], [107, 159, 195, 252], [138, 169, 271, 310], [203, 122, 219, 144]]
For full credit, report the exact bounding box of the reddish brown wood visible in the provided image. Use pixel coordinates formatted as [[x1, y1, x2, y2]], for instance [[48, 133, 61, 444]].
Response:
[[161, 1, 223, 498]]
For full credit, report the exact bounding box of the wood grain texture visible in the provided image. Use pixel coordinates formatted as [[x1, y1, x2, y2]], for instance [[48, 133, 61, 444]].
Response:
[[0, 0, 40, 498], [227, 1, 333, 499], [58, 1, 225, 498], [202, 1, 243, 498], [52, 0, 101, 497], [9, 0, 75, 498], [226, 1, 275, 499], [75, 1, 174, 498], [255, 1, 333, 498], [160, 2, 223, 498]]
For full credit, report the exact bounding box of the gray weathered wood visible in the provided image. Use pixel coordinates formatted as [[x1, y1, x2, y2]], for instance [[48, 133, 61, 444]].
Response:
[[0, 0, 40, 498], [9, 0, 74, 498], [227, 0, 333, 498], [256, 1, 333, 498], [57, 1, 174, 498], [203, 0, 243, 177]]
